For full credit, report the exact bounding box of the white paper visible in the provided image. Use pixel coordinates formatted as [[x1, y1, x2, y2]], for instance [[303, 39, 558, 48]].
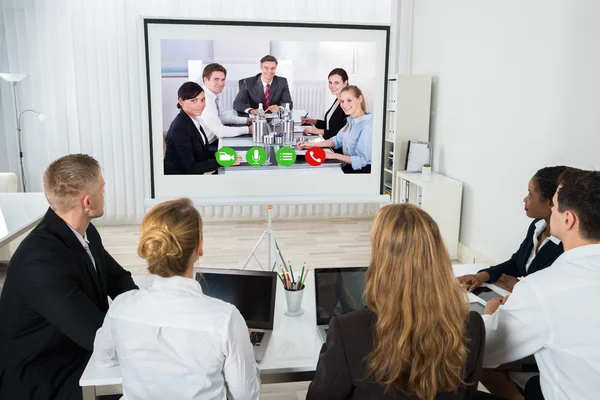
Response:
[[236, 151, 247, 163], [405, 141, 431, 172]]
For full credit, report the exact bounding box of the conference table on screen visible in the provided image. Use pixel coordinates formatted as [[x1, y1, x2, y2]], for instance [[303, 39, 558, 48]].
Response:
[[79, 264, 506, 399], [218, 108, 343, 175]]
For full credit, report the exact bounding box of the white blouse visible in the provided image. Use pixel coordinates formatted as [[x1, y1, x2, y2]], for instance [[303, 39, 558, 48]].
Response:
[[94, 275, 260, 400]]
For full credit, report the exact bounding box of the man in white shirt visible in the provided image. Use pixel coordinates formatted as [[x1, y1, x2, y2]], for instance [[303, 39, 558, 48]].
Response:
[[199, 63, 252, 144], [482, 168, 600, 400]]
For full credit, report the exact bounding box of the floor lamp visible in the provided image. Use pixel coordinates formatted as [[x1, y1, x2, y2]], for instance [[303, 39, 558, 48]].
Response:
[[0, 73, 46, 192]]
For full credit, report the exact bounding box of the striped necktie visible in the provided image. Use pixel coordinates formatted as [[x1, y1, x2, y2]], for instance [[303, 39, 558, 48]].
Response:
[[264, 83, 270, 109], [83, 241, 96, 271]]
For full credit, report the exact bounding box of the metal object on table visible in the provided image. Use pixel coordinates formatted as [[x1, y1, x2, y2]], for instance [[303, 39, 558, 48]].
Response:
[[263, 134, 274, 145], [274, 134, 284, 145], [282, 120, 294, 145], [252, 120, 268, 144]]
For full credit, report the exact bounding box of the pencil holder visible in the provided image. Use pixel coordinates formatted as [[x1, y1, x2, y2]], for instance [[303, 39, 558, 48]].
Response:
[[284, 288, 305, 317]]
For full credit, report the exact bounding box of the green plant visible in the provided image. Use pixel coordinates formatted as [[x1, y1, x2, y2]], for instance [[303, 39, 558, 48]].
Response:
[[423, 163, 431, 167]]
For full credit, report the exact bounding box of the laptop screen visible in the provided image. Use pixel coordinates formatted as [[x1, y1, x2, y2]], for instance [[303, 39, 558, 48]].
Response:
[[315, 267, 368, 326], [196, 269, 276, 330]]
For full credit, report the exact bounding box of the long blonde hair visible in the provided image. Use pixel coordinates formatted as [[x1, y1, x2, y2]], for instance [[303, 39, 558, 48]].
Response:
[[365, 204, 468, 400], [138, 198, 203, 277]]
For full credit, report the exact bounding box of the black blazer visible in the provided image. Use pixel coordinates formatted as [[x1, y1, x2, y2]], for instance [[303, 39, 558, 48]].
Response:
[[307, 309, 485, 400], [164, 110, 218, 175], [0, 208, 138, 400], [315, 100, 347, 140], [479, 219, 564, 283], [233, 74, 293, 113]]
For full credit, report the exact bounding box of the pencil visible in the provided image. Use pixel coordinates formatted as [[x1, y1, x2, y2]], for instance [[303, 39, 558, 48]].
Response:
[[298, 266, 305, 291], [289, 262, 295, 284], [300, 270, 308, 290]]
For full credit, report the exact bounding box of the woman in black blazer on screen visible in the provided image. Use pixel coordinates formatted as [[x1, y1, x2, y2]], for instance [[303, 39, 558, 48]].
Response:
[[164, 82, 240, 175], [458, 166, 568, 293], [307, 204, 488, 400], [301, 68, 349, 142]]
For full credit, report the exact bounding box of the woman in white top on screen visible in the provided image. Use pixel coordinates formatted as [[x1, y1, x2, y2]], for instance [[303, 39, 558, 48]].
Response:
[[298, 85, 372, 174], [93, 198, 260, 400]]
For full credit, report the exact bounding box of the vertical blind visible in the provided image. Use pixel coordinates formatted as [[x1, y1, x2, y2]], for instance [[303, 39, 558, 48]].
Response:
[[0, 0, 399, 222]]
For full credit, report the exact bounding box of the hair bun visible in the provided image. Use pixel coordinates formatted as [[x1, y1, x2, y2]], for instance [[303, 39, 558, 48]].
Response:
[[138, 226, 183, 262]]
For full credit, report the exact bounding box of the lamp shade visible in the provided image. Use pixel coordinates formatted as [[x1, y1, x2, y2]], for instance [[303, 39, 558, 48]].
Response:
[[0, 73, 27, 82], [37, 113, 47, 122]]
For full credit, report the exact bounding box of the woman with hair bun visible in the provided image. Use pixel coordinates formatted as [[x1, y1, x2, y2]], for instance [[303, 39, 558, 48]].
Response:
[[93, 198, 260, 400]]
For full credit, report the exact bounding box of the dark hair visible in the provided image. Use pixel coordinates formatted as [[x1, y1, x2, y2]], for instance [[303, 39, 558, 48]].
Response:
[[260, 55, 278, 65], [138, 198, 203, 278], [557, 169, 600, 241], [532, 165, 569, 202], [176, 82, 203, 109], [328, 68, 349, 83], [202, 63, 227, 82]]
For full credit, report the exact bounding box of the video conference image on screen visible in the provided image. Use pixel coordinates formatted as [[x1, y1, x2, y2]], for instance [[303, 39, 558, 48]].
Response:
[[145, 20, 388, 200]]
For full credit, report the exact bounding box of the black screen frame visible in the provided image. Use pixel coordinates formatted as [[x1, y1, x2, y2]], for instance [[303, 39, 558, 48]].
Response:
[[196, 268, 277, 330], [143, 18, 390, 198], [314, 266, 368, 326]]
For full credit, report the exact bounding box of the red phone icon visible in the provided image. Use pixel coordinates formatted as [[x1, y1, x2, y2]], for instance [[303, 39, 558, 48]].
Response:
[[305, 147, 326, 166]]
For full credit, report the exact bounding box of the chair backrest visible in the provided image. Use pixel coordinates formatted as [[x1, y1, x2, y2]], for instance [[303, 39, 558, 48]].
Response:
[[0, 173, 18, 193]]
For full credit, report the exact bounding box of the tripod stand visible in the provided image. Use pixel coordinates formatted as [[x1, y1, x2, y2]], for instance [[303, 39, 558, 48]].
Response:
[[242, 204, 288, 272]]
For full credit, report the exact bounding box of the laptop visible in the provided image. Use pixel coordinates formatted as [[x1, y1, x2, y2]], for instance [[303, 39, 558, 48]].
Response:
[[195, 269, 276, 362], [314, 267, 368, 343]]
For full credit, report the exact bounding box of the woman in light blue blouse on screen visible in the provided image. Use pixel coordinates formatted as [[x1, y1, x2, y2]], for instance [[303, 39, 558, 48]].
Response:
[[298, 85, 372, 174]]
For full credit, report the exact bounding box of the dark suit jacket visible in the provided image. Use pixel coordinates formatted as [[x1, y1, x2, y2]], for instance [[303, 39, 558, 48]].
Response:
[[315, 100, 348, 140], [479, 219, 564, 283], [307, 309, 485, 400], [233, 74, 293, 113], [0, 208, 138, 400], [164, 110, 218, 175]]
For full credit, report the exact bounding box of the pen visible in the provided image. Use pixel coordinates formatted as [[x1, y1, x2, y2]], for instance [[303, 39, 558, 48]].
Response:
[[303, 112, 309, 118]]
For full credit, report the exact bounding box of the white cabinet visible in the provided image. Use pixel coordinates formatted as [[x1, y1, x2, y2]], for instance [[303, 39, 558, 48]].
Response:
[[395, 172, 463, 259], [382, 75, 432, 199]]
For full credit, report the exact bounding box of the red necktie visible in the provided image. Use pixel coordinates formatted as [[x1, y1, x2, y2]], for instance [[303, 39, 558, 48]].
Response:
[[264, 83, 270, 109]]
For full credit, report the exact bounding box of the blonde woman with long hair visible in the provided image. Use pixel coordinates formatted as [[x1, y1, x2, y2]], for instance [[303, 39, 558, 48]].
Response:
[[94, 198, 260, 400], [297, 85, 372, 174], [307, 204, 486, 400]]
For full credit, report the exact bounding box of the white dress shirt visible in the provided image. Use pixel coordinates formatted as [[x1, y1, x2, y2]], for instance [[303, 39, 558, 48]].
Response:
[[525, 219, 561, 272], [325, 100, 339, 131], [188, 115, 207, 145], [244, 79, 271, 114], [67, 225, 96, 270], [94, 275, 260, 400], [200, 87, 249, 144], [482, 244, 600, 400]]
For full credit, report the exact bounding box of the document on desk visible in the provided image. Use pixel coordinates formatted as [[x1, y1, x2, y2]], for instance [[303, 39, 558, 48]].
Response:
[[236, 151, 247, 163]]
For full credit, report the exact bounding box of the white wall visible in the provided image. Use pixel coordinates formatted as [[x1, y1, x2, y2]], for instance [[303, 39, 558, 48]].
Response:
[[410, 0, 600, 262]]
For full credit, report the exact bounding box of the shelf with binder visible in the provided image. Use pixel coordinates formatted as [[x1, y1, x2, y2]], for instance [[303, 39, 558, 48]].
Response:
[[381, 74, 432, 200], [394, 171, 463, 259]]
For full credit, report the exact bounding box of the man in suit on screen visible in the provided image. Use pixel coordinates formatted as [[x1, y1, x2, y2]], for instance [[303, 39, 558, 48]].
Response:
[[233, 54, 293, 114]]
